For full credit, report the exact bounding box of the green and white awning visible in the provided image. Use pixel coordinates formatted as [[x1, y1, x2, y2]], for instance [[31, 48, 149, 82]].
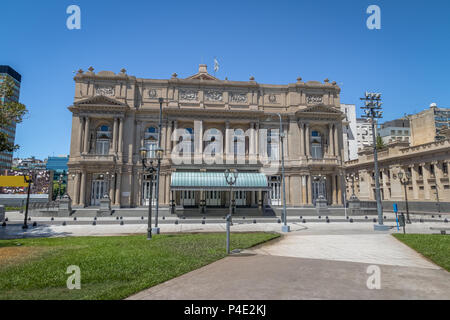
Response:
[[170, 171, 269, 191]]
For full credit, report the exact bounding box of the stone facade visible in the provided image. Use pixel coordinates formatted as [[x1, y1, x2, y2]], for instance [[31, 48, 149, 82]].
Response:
[[345, 140, 450, 203], [66, 65, 346, 210]]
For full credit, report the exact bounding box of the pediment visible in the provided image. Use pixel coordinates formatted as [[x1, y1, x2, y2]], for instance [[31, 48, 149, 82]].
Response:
[[74, 95, 126, 106], [297, 104, 342, 114], [185, 73, 219, 81]]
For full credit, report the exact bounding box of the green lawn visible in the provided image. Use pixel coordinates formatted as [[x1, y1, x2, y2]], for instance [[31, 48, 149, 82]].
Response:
[[0, 232, 279, 300], [393, 234, 450, 271]]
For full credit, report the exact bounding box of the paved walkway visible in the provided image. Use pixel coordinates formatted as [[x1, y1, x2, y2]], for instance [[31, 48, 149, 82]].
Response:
[[128, 233, 450, 300]]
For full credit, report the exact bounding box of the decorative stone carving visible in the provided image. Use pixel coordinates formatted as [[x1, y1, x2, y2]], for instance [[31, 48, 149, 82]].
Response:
[[307, 95, 323, 105], [95, 86, 115, 97], [229, 92, 248, 103], [148, 88, 157, 98], [205, 90, 223, 102], [179, 89, 198, 101], [268, 94, 277, 103]]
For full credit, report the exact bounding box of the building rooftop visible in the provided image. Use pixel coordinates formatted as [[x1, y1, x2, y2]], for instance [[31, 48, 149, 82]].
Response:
[[0, 65, 22, 82]]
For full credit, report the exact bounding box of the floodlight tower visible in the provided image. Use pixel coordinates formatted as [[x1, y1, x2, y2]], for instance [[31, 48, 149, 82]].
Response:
[[360, 92, 389, 231]]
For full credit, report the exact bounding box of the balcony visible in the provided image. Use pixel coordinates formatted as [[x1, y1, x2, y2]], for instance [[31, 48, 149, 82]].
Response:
[[307, 157, 339, 166], [80, 153, 116, 163]]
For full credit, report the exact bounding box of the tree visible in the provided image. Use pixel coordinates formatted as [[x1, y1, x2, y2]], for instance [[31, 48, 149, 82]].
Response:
[[0, 76, 28, 152], [376, 134, 385, 150]]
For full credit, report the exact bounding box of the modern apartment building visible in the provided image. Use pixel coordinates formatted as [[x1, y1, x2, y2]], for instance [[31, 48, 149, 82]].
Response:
[[341, 104, 358, 161], [409, 103, 450, 146], [378, 118, 410, 145], [0, 65, 22, 171], [356, 118, 375, 151]]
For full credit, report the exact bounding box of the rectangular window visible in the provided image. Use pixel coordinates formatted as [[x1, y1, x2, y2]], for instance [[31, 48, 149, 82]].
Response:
[[443, 163, 448, 175]]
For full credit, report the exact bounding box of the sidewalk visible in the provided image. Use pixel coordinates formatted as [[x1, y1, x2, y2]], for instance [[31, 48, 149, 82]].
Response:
[[128, 233, 450, 300]]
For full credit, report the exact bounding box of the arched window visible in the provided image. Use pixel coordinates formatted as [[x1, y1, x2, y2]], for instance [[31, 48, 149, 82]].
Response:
[[144, 126, 159, 158], [267, 129, 279, 160], [204, 128, 222, 157], [233, 128, 245, 157], [96, 125, 111, 155], [310, 130, 323, 159]]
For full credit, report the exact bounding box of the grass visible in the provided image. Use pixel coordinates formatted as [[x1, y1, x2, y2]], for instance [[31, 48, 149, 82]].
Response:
[[393, 234, 450, 271], [0, 232, 279, 300], [5, 206, 23, 212]]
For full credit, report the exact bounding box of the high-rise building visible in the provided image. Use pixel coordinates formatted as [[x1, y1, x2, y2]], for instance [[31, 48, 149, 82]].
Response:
[[341, 104, 358, 161], [0, 65, 22, 171], [409, 103, 450, 146]]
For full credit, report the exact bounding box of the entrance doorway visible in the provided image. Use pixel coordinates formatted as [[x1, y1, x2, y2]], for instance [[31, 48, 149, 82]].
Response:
[[206, 190, 221, 206], [181, 190, 195, 206], [142, 175, 156, 206], [269, 176, 281, 206], [312, 179, 327, 205], [235, 190, 246, 206], [91, 177, 108, 206]]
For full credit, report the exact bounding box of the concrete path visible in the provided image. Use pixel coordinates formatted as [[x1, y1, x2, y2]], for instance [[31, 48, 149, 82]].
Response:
[[128, 233, 450, 300]]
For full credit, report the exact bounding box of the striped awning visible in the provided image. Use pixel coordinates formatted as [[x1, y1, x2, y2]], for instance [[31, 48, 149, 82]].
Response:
[[170, 171, 269, 191]]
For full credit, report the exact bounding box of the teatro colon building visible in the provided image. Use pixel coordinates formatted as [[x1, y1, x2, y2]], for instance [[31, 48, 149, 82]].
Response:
[[66, 64, 346, 213]]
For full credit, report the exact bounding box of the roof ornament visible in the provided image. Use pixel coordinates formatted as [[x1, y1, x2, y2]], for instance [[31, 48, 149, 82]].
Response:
[[172, 72, 178, 78], [324, 78, 329, 83], [88, 66, 94, 73], [297, 77, 302, 82], [249, 76, 255, 81], [77, 69, 84, 74], [120, 68, 126, 74]]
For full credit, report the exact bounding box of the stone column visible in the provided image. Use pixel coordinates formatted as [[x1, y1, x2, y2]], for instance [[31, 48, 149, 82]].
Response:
[[255, 122, 260, 158], [194, 120, 203, 164], [301, 175, 306, 205], [249, 122, 256, 162], [331, 174, 337, 205], [165, 174, 171, 204], [83, 117, 90, 154], [299, 122, 305, 156], [337, 175, 342, 205], [166, 120, 172, 155], [422, 163, 431, 200], [118, 118, 124, 154], [305, 123, 310, 157], [307, 174, 313, 205], [80, 170, 86, 207], [328, 124, 334, 156], [78, 117, 84, 154], [112, 117, 118, 153], [225, 121, 231, 163], [410, 164, 419, 200], [73, 172, 80, 206], [115, 172, 122, 206], [334, 123, 339, 158], [109, 175, 115, 201]]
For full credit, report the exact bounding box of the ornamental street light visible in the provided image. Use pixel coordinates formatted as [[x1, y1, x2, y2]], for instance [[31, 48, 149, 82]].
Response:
[[398, 170, 412, 224], [360, 92, 388, 231], [140, 146, 164, 240], [23, 172, 33, 230], [267, 113, 290, 233], [154, 97, 164, 234], [347, 173, 359, 198], [225, 168, 239, 254]]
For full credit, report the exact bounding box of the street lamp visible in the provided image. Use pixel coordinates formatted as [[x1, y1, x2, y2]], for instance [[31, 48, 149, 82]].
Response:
[[267, 113, 290, 232], [398, 170, 412, 224], [224, 168, 238, 254], [140, 146, 164, 240], [57, 173, 64, 200], [22, 172, 33, 230], [347, 173, 359, 199], [154, 97, 164, 233], [360, 92, 388, 231]]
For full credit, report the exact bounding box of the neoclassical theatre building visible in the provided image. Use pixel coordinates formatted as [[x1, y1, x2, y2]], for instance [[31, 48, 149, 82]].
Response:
[[67, 65, 346, 211]]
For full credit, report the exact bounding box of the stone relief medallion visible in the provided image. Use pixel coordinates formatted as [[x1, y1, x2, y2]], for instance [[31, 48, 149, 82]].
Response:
[[148, 88, 157, 98], [179, 89, 198, 101], [307, 95, 323, 105], [229, 92, 248, 103], [95, 86, 115, 96], [268, 94, 277, 103], [205, 90, 223, 102]]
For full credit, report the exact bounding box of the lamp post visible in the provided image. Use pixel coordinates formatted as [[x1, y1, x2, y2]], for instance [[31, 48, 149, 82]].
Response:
[[360, 92, 388, 231], [23, 172, 33, 230], [224, 168, 238, 254], [57, 173, 64, 200], [154, 97, 164, 234], [398, 170, 412, 224], [267, 113, 290, 232], [140, 146, 163, 240], [340, 171, 347, 219]]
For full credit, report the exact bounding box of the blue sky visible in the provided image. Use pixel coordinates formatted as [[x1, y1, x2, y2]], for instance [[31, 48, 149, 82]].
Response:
[[2, 0, 449, 159]]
